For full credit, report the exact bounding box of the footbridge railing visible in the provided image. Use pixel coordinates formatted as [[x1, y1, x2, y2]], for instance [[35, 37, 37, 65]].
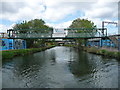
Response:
[[7, 28, 107, 39]]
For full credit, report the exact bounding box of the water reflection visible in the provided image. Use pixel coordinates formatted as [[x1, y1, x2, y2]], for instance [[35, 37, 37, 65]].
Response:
[[48, 49, 56, 65], [2, 46, 119, 88], [68, 49, 118, 88], [68, 51, 93, 77]]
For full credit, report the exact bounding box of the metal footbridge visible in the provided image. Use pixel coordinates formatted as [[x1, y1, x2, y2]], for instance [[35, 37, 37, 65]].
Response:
[[7, 28, 107, 39]]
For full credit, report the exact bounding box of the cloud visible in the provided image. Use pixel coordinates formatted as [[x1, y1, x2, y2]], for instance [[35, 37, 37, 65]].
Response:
[[43, 6, 76, 22], [84, 1, 118, 19], [1, 0, 118, 21], [46, 20, 72, 28], [0, 2, 25, 14], [0, 0, 46, 21], [0, 0, 119, 32], [0, 23, 15, 32], [0, 24, 8, 32]]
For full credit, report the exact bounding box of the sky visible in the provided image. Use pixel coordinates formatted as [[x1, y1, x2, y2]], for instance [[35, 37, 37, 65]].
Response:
[[0, 0, 119, 35]]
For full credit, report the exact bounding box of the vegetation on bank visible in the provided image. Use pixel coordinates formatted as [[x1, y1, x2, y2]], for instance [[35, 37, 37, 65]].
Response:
[[2, 45, 55, 60], [84, 47, 120, 60], [64, 44, 76, 47]]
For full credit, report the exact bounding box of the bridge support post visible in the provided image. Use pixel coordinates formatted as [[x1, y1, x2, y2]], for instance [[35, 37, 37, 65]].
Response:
[[84, 39, 87, 47], [100, 38, 103, 47]]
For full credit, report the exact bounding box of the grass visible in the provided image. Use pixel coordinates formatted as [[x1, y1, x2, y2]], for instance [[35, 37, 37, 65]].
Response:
[[64, 44, 76, 47], [84, 47, 120, 60], [2, 45, 55, 60]]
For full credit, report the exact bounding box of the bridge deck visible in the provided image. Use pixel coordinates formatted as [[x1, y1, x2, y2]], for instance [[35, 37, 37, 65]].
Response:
[[8, 36, 107, 39], [7, 28, 107, 39]]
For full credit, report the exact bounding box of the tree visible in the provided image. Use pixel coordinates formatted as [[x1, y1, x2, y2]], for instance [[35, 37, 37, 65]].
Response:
[[69, 18, 97, 49], [13, 19, 53, 48], [69, 18, 96, 29]]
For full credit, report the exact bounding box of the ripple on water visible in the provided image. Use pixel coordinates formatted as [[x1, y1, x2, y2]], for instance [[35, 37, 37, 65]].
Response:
[[2, 46, 119, 88]]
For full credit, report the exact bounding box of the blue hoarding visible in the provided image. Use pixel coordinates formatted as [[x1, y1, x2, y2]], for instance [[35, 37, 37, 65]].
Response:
[[0, 39, 26, 51]]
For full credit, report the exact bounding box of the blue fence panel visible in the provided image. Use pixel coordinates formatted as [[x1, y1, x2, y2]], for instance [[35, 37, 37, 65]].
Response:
[[2, 39, 9, 50], [0, 39, 2, 51], [0, 39, 26, 51], [87, 39, 117, 47], [87, 41, 100, 47], [8, 39, 14, 50], [102, 40, 110, 47], [22, 40, 26, 49], [119, 38, 120, 51], [13, 39, 27, 50]]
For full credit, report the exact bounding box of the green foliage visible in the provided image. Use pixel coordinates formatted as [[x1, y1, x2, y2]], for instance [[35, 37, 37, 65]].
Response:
[[85, 47, 120, 60], [12, 19, 53, 48], [69, 18, 97, 48], [69, 18, 96, 29], [99, 49, 106, 54], [2, 51, 14, 59], [64, 44, 76, 47], [2, 46, 55, 60], [13, 19, 52, 30], [118, 52, 120, 59], [86, 47, 98, 53]]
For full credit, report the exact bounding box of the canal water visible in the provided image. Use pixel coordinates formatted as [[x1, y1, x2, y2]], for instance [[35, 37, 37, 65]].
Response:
[[2, 46, 119, 88]]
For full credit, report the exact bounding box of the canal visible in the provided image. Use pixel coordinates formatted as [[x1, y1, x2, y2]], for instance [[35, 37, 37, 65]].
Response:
[[2, 46, 119, 88]]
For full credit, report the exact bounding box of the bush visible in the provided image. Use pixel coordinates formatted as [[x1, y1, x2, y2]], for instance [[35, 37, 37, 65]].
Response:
[[113, 52, 118, 58], [100, 49, 106, 54], [107, 51, 114, 57]]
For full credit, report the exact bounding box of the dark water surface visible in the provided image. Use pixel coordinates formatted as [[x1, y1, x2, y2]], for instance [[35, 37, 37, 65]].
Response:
[[2, 46, 119, 88]]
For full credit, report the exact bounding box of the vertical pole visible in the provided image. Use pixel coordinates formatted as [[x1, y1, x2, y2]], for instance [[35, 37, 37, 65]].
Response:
[[105, 29, 107, 48], [101, 38, 102, 47], [102, 21, 104, 36], [98, 39, 99, 48], [7, 30, 9, 37], [118, 40, 119, 51], [101, 21, 104, 48], [106, 29, 107, 37], [51, 29, 53, 38], [9, 31, 10, 38], [86, 39, 87, 47], [2, 33, 4, 38], [12, 30, 13, 37]]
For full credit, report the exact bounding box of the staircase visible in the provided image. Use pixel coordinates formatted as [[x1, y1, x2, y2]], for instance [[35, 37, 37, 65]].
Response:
[[108, 36, 119, 48]]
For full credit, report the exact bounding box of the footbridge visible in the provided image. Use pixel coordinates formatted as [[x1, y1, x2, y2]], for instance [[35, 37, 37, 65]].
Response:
[[7, 28, 107, 39]]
